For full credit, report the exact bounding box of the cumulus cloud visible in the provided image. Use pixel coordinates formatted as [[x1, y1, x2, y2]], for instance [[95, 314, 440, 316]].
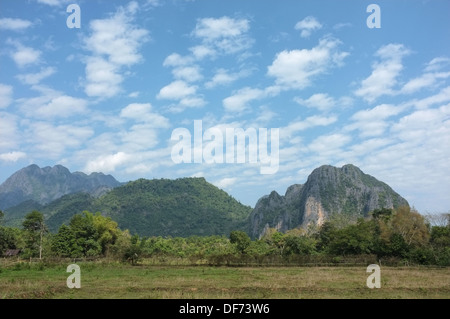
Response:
[[214, 177, 237, 189], [0, 18, 32, 31], [17, 86, 88, 119], [346, 103, 407, 138], [16, 67, 56, 85], [10, 42, 41, 68], [82, 4, 149, 98], [308, 133, 352, 154], [282, 115, 337, 141], [172, 66, 203, 82], [295, 16, 322, 38], [0, 151, 26, 162], [84, 152, 131, 174], [205, 68, 250, 89], [267, 37, 349, 90], [354, 43, 410, 102], [120, 103, 170, 127], [0, 84, 13, 109], [0, 112, 20, 149], [192, 16, 253, 57], [27, 122, 94, 158], [223, 87, 266, 113], [295, 93, 335, 111], [157, 80, 197, 100]]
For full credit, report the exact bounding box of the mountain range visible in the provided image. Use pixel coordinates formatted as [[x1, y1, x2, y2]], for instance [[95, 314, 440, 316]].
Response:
[[0, 164, 409, 237], [0, 164, 121, 210]]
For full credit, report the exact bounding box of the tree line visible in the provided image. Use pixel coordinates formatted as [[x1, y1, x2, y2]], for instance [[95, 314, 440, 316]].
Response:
[[0, 207, 449, 266]]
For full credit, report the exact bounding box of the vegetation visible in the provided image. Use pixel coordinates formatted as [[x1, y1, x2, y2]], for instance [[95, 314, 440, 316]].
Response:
[[0, 206, 448, 266]]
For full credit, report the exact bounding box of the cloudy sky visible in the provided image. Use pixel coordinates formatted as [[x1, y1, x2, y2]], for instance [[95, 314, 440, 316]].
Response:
[[0, 0, 449, 213]]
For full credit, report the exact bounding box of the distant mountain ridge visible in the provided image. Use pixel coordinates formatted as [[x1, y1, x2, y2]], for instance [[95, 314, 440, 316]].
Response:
[[249, 164, 409, 238], [0, 164, 122, 210]]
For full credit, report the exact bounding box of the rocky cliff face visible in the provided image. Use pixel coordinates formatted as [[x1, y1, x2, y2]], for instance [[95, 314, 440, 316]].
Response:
[[249, 164, 409, 238], [0, 164, 121, 210]]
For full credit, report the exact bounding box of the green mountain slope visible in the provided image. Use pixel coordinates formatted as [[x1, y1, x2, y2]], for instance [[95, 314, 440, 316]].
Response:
[[91, 178, 251, 236], [11, 177, 252, 237]]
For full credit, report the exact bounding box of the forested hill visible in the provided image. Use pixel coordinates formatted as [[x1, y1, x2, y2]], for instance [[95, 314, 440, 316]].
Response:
[[8, 177, 252, 236], [89, 178, 252, 236]]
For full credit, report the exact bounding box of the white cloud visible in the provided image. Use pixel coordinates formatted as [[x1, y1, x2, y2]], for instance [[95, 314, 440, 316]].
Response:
[[223, 87, 266, 113], [83, 5, 149, 98], [163, 53, 194, 67], [172, 65, 203, 82], [120, 103, 170, 127], [192, 16, 253, 57], [308, 133, 352, 154], [267, 37, 348, 90], [27, 122, 94, 158], [0, 151, 26, 162], [205, 68, 250, 88], [120, 124, 160, 150], [295, 93, 335, 111], [17, 87, 88, 118], [412, 85, 450, 109], [157, 80, 197, 100], [0, 84, 13, 109], [11, 43, 41, 68], [424, 57, 450, 72], [347, 103, 407, 138], [0, 18, 32, 31], [352, 103, 405, 121], [0, 112, 19, 149], [189, 45, 216, 60], [354, 43, 410, 102], [401, 72, 450, 94], [36, 0, 70, 6], [84, 152, 131, 173], [193, 16, 249, 41], [16, 67, 56, 85], [214, 177, 237, 190], [295, 16, 322, 38], [282, 115, 337, 141], [84, 56, 123, 98]]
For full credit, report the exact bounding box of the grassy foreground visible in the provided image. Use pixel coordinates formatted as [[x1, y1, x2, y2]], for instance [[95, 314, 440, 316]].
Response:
[[0, 261, 449, 299]]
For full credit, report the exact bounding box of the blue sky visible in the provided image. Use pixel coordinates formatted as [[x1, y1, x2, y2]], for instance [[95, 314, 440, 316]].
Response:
[[0, 0, 449, 213]]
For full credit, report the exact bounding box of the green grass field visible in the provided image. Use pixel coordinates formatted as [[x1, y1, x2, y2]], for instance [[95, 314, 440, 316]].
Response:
[[0, 261, 449, 299]]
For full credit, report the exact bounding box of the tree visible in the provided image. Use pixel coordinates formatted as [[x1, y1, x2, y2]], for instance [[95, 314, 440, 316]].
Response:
[[327, 219, 376, 255], [92, 213, 121, 255], [317, 221, 338, 252], [391, 206, 429, 247], [22, 211, 47, 259], [371, 208, 394, 221], [284, 235, 317, 256], [0, 210, 4, 225], [123, 234, 142, 265], [229, 230, 251, 254], [430, 226, 450, 248], [51, 224, 76, 257], [424, 213, 450, 227], [0, 226, 18, 256], [68, 211, 101, 257]]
